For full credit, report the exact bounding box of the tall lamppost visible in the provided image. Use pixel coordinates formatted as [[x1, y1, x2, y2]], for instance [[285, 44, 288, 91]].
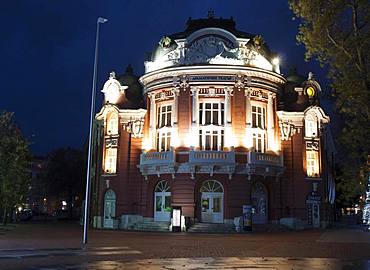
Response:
[[83, 17, 108, 245]]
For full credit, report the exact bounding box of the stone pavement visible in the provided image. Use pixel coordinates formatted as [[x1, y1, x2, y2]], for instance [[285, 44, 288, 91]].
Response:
[[0, 222, 369, 269]]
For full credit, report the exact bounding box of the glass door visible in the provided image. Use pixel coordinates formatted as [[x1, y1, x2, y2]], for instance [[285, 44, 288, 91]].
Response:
[[201, 192, 223, 223], [154, 192, 171, 221]]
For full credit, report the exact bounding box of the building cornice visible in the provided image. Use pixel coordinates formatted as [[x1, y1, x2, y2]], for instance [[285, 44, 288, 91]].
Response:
[[139, 65, 286, 94]]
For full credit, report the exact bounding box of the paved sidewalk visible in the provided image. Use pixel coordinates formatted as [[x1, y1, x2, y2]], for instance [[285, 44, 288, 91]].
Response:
[[0, 222, 369, 269]]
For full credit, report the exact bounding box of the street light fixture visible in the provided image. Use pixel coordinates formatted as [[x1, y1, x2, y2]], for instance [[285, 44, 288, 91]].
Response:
[[83, 17, 108, 245]]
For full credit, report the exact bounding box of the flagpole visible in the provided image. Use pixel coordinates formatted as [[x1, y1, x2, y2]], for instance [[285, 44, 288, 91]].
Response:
[[83, 17, 108, 245]]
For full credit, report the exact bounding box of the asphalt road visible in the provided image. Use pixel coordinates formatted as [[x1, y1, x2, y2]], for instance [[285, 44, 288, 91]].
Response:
[[0, 222, 369, 269]]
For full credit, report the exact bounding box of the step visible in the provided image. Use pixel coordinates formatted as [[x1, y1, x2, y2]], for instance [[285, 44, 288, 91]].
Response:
[[129, 221, 170, 232], [187, 223, 236, 233]]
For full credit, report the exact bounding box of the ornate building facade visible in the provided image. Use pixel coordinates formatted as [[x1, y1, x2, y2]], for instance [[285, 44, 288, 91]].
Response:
[[92, 16, 336, 231]]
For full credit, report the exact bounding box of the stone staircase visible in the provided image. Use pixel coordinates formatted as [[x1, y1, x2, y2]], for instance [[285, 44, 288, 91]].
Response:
[[187, 222, 236, 233], [129, 221, 170, 232]]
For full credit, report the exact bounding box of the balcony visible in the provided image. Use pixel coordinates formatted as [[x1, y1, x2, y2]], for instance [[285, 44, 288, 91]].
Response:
[[140, 150, 175, 166], [189, 150, 235, 165], [247, 151, 284, 177], [248, 152, 283, 167]]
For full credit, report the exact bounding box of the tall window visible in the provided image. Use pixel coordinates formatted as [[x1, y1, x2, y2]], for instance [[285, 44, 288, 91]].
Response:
[[199, 102, 224, 125], [306, 150, 319, 177], [157, 105, 172, 128], [156, 104, 172, 151], [199, 101, 224, 150], [305, 115, 317, 138], [252, 105, 266, 129], [104, 148, 117, 174], [253, 133, 266, 153], [106, 113, 118, 135], [251, 104, 267, 152]]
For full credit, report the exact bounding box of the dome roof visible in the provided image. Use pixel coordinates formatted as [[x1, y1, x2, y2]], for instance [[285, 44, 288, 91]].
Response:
[[116, 65, 144, 109], [145, 15, 279, 74]]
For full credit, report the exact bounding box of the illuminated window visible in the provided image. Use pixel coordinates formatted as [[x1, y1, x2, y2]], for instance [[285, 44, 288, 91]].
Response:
[[252, 105, 266, 129], [157, 131, 171, 151], [104, 148, 117, 174], [157, 104, 172, 128], [106, 113, 118, 135], [199, 102, 224, 125], [306, 150, 319, 177], [250, 104, 267, 152], [253, 133, 266, 153], [305, 115, 317, 137], [199, 129, 224, 150], [156, 104, 172, 151], [198, 101, 225, 150]]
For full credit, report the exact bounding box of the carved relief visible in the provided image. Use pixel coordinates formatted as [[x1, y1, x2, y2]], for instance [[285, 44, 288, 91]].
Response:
[[279, 120, 297, 141], [124, 118, 145, 138], [185, 36, 240, 65]]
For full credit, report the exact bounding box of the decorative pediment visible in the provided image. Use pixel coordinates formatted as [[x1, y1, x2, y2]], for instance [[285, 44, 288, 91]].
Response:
[[277, 111, 304, 141], [120, 109, 147, 138]]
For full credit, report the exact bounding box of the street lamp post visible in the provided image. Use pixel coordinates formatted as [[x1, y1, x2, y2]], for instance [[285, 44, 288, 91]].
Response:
[[83, 17, 108, 245]]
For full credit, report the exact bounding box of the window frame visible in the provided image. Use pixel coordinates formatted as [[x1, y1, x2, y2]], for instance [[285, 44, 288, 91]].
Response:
[[306, 150, 319, 177], [250, 101, 267, 152], [104, 147, 117, 174], [106, 113, 119, 135], [198, 99, 225, 151], [305, 114, 318, 138], [156, 101, 173, 152]]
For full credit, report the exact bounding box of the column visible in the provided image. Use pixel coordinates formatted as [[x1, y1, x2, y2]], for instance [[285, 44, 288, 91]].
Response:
[[190, 86, 199, 148], [224, 87, 232, 148], [267, 92, 276, 151], [245, 89, 253, 148], [171, 88, 180, 148], [148, 93, 156, 150]]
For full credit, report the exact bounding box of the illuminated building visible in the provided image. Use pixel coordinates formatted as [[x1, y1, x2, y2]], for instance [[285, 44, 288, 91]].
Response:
[[92, 15, 336, 231]]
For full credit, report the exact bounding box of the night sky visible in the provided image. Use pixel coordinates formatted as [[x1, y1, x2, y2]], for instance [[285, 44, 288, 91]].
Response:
[[0, 0, 328, 156]]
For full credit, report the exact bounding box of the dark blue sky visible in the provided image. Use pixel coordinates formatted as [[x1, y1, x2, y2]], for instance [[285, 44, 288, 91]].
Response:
[[0, 0, 328, 155]]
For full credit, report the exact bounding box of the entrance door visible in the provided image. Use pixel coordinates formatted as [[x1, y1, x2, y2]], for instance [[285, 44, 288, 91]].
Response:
[[103, 189, 116, 228], [154, 181, 171, 222], [200, 180, 224, 223], [251, 182, 268, 224]]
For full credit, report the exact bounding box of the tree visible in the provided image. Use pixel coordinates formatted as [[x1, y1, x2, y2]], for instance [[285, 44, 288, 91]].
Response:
[[42, 148, 85, 218], [289, 0, 370, 206], [0, 111, 31, 225]]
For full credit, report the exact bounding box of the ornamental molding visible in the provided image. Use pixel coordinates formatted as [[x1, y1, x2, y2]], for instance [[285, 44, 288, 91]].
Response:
[[304, 106, 330, 124], [119, 109, 147, 138], [95, 104, 120, 121], [277, 111, 304, 141], [278, 120, 298, 141], [140, 66, 286, 93]]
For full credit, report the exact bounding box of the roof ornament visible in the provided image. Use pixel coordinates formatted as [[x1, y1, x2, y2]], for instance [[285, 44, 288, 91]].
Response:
[[308, 72, 314, 81], [159, 36, 172, 48], [109, 71, 116, 79], [208, 9, 214, 19]]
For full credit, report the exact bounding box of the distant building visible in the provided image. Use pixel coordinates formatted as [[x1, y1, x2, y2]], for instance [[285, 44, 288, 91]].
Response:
[[91, 15, 336, 231]]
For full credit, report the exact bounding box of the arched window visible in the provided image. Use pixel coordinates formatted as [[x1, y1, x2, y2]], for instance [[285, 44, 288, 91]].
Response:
[[106, 113, 119, 135], [200, 180, 224, 193], [154, 180, 171, 221], [305, 114, 317, 138], [155, 180, 170, 192]]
